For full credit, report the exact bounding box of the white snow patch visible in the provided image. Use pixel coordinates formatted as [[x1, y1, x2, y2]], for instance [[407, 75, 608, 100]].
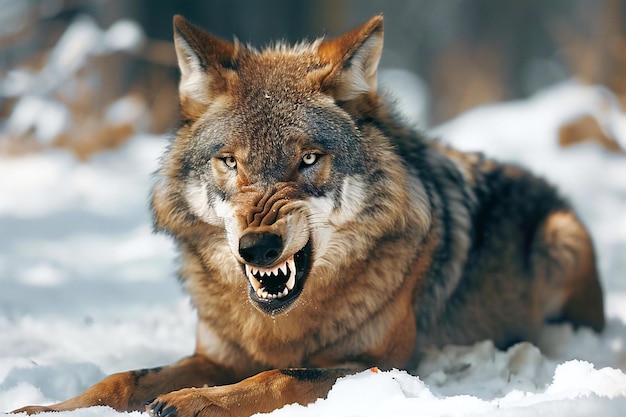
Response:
[[103, 20, 145, 52]]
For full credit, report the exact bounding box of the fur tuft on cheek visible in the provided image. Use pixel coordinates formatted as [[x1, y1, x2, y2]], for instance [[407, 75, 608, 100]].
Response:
[[337, 176, 368, 222], [184, 179, 218, 225], [305, 176, 369, 263]]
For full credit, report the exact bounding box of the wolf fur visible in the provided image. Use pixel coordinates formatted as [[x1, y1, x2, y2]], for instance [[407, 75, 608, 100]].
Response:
[[14, 15, 604, 417]]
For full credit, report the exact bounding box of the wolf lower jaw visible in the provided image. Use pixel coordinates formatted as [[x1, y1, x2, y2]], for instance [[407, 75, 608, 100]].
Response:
[[244, 241, 312, 314], [245, 257, 296, 300]]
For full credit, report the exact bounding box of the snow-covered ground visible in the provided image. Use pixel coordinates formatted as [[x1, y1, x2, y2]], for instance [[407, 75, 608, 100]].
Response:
[[1, 81, 626, 416]]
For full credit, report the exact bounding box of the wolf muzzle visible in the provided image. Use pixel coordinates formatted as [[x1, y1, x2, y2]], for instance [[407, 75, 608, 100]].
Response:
[[238, 232, 283, 267]]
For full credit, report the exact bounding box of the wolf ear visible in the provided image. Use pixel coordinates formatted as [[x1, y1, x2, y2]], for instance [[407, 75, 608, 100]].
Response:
[[318, 15, 384, 101], [173, 15, 238, 119]]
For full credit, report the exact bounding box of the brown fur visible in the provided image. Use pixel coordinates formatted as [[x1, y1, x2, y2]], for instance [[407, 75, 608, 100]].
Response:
[[13, 15, 604, 417]]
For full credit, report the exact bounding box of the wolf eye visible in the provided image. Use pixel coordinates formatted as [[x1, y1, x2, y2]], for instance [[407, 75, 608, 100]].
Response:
[[223, 156, 237, 169], [301, 152, 318, 166]]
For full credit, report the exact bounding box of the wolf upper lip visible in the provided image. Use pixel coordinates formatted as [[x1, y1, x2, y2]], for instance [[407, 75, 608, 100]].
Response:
[[245, 256, 296, 300]]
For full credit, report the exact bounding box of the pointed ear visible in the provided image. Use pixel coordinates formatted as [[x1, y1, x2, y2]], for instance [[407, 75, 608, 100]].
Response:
[[317, 15, 384, 101], [173, 15, 238, 119]]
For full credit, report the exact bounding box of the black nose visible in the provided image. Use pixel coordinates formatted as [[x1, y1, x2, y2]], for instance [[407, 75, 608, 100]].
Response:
[[238, 232, 282, 266]]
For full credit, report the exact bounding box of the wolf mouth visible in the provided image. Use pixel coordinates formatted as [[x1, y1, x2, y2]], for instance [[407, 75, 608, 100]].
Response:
[[244, 241, 311, 314]]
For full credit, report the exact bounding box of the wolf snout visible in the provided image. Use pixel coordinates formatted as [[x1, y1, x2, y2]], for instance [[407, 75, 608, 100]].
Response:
[[238, 232, 283, 266]]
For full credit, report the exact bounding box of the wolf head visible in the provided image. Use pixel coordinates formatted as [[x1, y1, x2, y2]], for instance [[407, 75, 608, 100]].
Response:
[[152, 15, 426, 316]]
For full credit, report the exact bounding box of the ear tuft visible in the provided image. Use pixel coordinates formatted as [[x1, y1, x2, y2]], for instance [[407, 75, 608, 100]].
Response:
[[318, 15, 384, 101], [172, 16, 237, 119]]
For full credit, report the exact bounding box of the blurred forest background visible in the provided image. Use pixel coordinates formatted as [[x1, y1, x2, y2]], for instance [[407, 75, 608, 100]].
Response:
[[1, 0, 625, 158]]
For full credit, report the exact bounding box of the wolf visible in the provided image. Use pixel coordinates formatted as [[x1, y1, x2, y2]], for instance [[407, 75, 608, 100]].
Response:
[[14, 14, 604, 417]]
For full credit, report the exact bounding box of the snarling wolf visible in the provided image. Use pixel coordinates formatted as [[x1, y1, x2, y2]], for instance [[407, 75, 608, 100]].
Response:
[[14, 14, 605, 417]]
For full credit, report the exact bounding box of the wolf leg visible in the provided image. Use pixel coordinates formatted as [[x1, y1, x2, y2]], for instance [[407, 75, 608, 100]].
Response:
[[12, 355, 235, 414], [146, 367, 362, 417], [534, 210, 605, 332]]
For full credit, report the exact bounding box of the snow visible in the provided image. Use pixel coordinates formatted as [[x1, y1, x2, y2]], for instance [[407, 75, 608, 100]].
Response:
[[103, 20, 145, 53], [380, 69, 431, 128], [0, 16, 146, 145], [1, 80, 626, 416]]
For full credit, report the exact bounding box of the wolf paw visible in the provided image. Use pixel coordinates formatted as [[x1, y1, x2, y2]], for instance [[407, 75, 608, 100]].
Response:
[[146, 389, 231, 417], [148, 401, 179, 417], [11, 405, 56, 415]]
